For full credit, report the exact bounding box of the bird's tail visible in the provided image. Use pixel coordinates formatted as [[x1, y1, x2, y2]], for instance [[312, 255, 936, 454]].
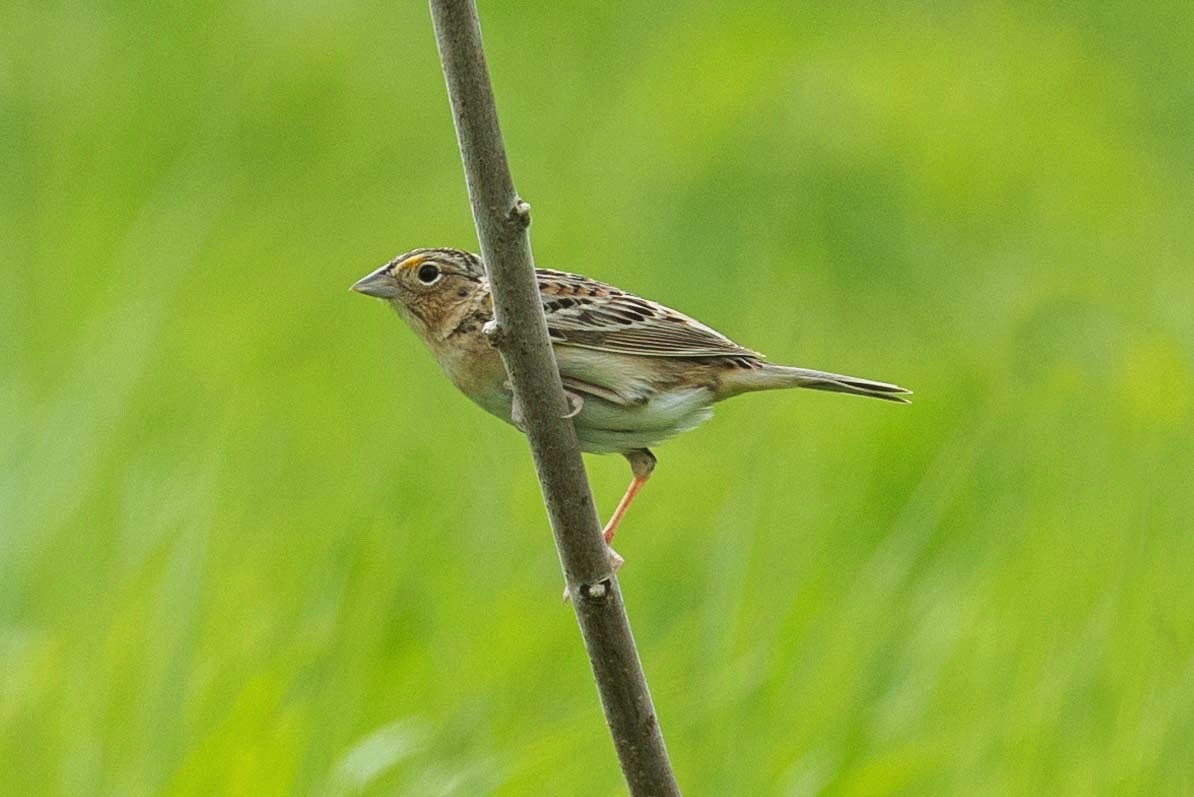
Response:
[[746, 364, 912, 403]]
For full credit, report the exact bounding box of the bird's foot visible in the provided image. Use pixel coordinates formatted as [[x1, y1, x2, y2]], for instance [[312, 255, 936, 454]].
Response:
[[505, 381, 527, 433], [506, 381, 584, 431], [562, 389, 584, 419], [508, 384, 582, 429], [562, 545, 623, 602]]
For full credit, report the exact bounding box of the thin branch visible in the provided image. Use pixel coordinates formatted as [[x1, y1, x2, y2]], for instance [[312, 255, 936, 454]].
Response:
[[427, 1, 680, 793]]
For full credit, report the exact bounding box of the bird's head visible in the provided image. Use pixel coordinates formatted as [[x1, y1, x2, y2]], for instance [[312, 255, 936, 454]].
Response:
[[352, 247, 487, 334]]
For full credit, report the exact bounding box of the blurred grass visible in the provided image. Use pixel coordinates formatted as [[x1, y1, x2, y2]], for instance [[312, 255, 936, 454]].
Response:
[[2, 1, 1193, 794]]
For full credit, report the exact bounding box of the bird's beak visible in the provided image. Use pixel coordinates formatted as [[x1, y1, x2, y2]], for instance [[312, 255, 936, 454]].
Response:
[[350, 266, 399, 299]]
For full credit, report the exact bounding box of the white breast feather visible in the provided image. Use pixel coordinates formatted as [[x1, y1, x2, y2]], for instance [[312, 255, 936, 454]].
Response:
[[572, 386, 715, 454]]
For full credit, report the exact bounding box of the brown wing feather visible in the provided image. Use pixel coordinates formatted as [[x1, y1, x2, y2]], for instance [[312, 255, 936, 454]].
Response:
[[535, 268, 761, 359]]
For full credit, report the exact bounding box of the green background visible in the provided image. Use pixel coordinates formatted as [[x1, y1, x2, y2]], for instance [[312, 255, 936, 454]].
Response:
[[3, 1, 1192, 794]]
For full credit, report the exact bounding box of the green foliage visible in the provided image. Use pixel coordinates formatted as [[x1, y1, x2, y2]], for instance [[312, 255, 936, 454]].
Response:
[[2, 2, 1192, 794]]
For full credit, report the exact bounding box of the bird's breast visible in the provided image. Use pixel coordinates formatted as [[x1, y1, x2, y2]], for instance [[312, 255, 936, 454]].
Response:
[[429, 337, 512, 419]]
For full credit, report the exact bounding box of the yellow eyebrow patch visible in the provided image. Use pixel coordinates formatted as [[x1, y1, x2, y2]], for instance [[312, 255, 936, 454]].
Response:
[[399, 254, 426, 271]]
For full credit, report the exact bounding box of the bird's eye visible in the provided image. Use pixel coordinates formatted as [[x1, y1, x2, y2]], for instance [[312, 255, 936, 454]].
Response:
[[417, 264, 441, 284]]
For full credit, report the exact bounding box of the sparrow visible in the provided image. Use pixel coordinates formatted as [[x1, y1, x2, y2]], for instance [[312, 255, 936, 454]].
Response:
[[353, 247, 909, 565]]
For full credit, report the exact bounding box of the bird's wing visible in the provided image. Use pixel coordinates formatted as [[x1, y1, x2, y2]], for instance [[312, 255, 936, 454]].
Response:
[[535, 268, 762, 359]]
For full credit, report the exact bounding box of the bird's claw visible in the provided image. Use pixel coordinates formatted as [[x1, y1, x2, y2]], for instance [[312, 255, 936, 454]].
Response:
[[506, 381, 528, 433], [562, 390, 584, 419], [562, 546, 623, 603], [510, 386, 581, 428]]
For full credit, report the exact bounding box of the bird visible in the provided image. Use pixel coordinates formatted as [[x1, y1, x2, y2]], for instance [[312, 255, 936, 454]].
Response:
[[352, 247, 909, 567]]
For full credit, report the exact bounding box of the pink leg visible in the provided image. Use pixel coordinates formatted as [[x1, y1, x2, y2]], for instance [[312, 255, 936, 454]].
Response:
[[602, 449, 657, 545], [563, 449, 657, 601]]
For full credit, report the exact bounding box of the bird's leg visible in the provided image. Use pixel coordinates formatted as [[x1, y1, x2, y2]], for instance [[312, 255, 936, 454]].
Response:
[[561, 449, 652, 602], [602, 448, 656, 545], [504, 381, 526, 433], [562, 389, 584, 419], [508, 382, 584, 430]]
